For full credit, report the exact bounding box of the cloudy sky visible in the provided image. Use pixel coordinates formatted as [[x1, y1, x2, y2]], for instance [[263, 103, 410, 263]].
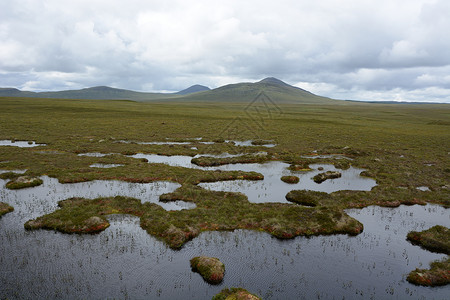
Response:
[[1, 0, 450, 102]]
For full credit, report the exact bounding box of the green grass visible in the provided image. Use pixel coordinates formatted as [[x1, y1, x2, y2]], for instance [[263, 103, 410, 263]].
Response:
[[407, 257, 450, 286], [1, 96, 449, 249], [0, 202, 14, 216], [407, 225, 450, 254], [212, 287, 261, 300], [190, 256, 225, 284]]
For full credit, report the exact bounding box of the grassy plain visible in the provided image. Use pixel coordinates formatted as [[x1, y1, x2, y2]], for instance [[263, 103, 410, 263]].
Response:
[[0, 96, 449, 249]]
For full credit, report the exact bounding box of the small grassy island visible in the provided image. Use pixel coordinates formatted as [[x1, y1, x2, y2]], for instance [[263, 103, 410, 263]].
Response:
[[191, 154, 267, 167], [212, 288, 261, 300], [313, 171, 342, 183], [23, 191, 364, 249], [190, 256, 225, 284], [0, 202, 14, 216], [406, 225, 450, 286], [5, 176, 43, 190], [280, 175, 299, 184]]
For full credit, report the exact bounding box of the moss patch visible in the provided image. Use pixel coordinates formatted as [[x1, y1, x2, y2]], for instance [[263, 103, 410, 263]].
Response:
[[280, 175, 299, 184], [406, 225, 450, 286], [285, 190, 327, 207], [5, 176, 43, 190], [191, 154, 267, 167], [190, 256, 225, 284], [0, 202, 14, 216], [313, 171, 342, 183], [407, 225, 450, 254], [212, 287, 261, 300], [24, 187, 364, 249], [407, 257, 450, 286]]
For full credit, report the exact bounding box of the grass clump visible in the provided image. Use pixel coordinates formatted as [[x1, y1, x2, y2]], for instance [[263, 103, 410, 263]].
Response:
[[407, 225, 450, 254], [5, 176, 43, 190], [313, 171, 341, 183], [287, 161, 312, 172], [25, 186, 364, 249], [251, 139, 274, 146], [190, 256, 225, 284], [406, 225, 450, 286], [285, 190, 328, 207], [407, 257, 450, 286], [191, 154, 267, 167], [0, 202, 14, 216], [212, 287, 261, 300], [281, 175, 299, 184], [0, 172, 20, 180]]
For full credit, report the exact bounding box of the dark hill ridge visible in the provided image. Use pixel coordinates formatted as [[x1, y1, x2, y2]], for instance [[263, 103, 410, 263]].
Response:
[[0, 77, 333, 104], [180, 77, 332, 104], [176, 84, 210, 95]]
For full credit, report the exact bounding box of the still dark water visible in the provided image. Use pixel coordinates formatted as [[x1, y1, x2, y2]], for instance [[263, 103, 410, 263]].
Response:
[[1, 175, 449, 299]]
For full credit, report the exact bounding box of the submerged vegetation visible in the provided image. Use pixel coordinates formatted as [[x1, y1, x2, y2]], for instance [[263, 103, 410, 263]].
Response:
[[190, 256, 225, 284], [0, 202, 14, 216]]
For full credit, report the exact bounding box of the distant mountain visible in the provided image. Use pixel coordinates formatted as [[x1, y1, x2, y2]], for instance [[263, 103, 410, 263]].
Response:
[[0, 78, 334, 104], [0, 86, 179, 101], [176, 84, 210, 95], [179, 77, 334, 104]]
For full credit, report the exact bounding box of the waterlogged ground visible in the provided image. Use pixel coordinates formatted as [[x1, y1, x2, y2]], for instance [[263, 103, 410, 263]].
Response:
[[200, 162, 376, 203], [129, 153, 376, 203], [0, 160, 447, 299], [0, 176, 186, 215], [0, 186, 448, 299]]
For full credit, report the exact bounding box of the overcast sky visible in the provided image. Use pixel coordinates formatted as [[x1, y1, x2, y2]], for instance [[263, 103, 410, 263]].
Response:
[[1, 0, 450, 102]]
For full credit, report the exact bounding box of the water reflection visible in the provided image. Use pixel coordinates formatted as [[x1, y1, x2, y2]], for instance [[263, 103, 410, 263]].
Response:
[[0, 140, 46, 147], [0, 176, 184, 215], [126, 154, 377, 203], [200, 163, 377, 203], [1, 198, 448, 299]]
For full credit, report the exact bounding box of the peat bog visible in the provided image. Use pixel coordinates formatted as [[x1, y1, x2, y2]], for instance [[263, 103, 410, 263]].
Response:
[[0, 97, 449, 299]]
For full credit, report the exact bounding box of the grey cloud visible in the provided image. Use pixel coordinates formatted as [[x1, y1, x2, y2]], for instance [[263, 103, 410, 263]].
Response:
[[0, 0, 449, 102]]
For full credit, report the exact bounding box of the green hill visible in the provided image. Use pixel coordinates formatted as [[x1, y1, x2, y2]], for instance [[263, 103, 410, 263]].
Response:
[[0, 78, 334, 104], [0, 86, 179, 101], [175, 84, 210, 95], [177, 77, 335, 104]]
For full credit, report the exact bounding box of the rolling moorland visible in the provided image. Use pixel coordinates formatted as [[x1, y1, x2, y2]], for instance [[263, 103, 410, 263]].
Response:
[[0, 78, 449, 297]]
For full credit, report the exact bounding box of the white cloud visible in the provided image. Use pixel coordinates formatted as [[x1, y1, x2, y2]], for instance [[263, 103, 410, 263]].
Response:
[[0, 0, 449, 102]]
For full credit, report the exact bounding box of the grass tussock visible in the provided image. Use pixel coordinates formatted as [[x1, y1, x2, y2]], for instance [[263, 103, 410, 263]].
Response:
[[406, 225, 450, 286], [190, 256, 225, 284], [212, 287, 261, 300], [5, 176, 43, 190], [407, 257, 450, 286], [407, 225, 450, 254], [0, 202, 14, 216], [191, 154, 268, 167], [24, 186, 364, 249], [280, 175, 299, 184]]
